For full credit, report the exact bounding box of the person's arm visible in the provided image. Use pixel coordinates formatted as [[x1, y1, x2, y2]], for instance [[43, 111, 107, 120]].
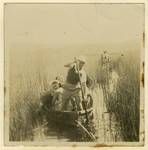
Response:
[[64, 62, 75, 68], [86, 75, 93, 88], [65, 62, 79, 74]]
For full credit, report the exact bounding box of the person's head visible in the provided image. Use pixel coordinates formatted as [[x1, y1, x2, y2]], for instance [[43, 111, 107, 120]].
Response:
[[51, 80, 60, 90], [55, 75, 64, 87], [78, 61, 85, 70], [77, 56, 86, 70]]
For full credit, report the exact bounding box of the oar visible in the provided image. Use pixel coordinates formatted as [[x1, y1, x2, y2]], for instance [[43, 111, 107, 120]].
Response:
[[74, 57, 89, 124], [75, 120, 96, 141]]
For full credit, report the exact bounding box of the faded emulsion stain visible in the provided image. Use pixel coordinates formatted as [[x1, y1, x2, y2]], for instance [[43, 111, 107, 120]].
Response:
[[141, 32, 145, 88], [4, 86, 6, 95], [72, 144, 77, 147], [71, 144, 109, 147], [143, 32, 145, 48], [93, 144, 109, 147], [141, 62, 144, 88]]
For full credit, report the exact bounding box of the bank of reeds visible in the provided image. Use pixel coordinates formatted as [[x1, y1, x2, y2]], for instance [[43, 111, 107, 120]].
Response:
[[9, 71, 49, 141], [8, 51, 140, 141], [105, 54, 140, 141]]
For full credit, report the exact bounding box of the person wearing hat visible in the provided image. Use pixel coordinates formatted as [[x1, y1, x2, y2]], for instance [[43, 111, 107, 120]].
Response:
[[62, 56, 88, 111], [40, 79, 60, 111], [64, 56, 86, 84], [50, 79, 64, 111]]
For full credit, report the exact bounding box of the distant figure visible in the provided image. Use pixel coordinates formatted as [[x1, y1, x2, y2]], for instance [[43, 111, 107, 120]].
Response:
[[100, 51, 111, 89], [101, 51, 111, 67], [108, 67, 119, 94], [62, 56, 90, 111], [117, 54, 125, 76]]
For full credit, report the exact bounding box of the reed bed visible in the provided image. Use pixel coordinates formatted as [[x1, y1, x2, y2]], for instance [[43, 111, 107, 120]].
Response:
[[9, 69, 50, 141], [100, 52, 140, 141], [8, 49, 140, 141]]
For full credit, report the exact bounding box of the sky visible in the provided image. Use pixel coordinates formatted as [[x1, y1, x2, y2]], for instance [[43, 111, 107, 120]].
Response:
[[5, 3, 144, 88], [4, 3, 144, 50]]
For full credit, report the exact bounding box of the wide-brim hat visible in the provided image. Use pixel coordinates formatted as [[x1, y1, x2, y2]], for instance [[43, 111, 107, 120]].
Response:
[[77, 56, 86, 64]]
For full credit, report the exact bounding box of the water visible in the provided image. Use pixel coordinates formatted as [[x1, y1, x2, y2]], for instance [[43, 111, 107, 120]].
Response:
[[33, 120, 89, 142], [32, 85, 123, 143]]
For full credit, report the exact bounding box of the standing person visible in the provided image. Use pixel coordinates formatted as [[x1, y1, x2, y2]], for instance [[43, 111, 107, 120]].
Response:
[[62, 56, 88, 111], [101, 51, 111, 67], [108, 66, 119, 94], [100, 51, 111, 89]]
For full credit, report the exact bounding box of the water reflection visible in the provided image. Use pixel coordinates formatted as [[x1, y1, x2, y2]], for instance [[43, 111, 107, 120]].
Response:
[[33, 121, 93, 142]]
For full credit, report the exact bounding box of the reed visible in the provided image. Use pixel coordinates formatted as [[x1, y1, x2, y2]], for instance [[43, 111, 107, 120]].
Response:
[[104, 52, 140, 141], [8, 49, 140, 141], [9, 70, 50, 141]]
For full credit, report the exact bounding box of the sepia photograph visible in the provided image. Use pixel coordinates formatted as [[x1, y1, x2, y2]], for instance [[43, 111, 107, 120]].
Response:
[[4, 2, 145, 146]]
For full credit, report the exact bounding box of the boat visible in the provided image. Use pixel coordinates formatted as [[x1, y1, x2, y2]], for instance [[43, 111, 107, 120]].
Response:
[[44, 92, 94, 126], [47, 107, 93, 127], [40, 93, 96, 141]]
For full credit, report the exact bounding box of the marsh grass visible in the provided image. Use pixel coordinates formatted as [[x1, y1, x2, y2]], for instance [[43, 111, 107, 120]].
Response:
[[8, 49, 140, 141], [103, 53, 140, 141], [9, 70, 50, 141]]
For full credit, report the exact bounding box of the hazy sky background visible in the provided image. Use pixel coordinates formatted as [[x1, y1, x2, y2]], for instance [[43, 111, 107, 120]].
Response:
[[5, 4, 144, 79], [5, 3, 144, 50], [5, 5, 143, 144]]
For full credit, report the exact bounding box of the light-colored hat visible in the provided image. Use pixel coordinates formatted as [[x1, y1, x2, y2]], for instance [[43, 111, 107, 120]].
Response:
[[56, 75, 64, 83], [77, 56, 86, 64], [50, 80, 60, 86]]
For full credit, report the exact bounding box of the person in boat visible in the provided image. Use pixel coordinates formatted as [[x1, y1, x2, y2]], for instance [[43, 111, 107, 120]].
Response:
[[40, 79, 59, 111], [49, 79, 64, 111], [62, 56, 91, 111], [55, 75, 64, 87], [41, 79, 63, 110]]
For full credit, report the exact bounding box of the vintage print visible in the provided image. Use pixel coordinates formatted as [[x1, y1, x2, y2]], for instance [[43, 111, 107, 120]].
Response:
[[4, 3, 144, 146]]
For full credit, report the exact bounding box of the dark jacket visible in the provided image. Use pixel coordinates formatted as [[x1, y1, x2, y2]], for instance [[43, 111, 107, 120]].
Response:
[[66, 66, 79, 85], [66, 66, 93, 88]]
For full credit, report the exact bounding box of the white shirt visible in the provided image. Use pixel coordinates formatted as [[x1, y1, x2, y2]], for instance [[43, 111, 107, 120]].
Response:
[[79, 68, 87, 84]]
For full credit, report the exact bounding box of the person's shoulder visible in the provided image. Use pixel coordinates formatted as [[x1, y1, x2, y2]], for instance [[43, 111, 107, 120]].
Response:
[[65, 63, 76, 68], [81, 68, 86, 74], [112, 71, 119, 79], [56, 87, 64, 93]]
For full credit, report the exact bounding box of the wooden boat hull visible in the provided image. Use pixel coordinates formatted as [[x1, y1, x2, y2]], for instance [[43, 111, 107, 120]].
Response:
[[47, 108, 93, 127]]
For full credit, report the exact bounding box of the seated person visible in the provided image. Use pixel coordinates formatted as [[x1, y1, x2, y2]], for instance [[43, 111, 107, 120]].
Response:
[[50, 80, 63, 111], [40, 79, 63, 110]]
